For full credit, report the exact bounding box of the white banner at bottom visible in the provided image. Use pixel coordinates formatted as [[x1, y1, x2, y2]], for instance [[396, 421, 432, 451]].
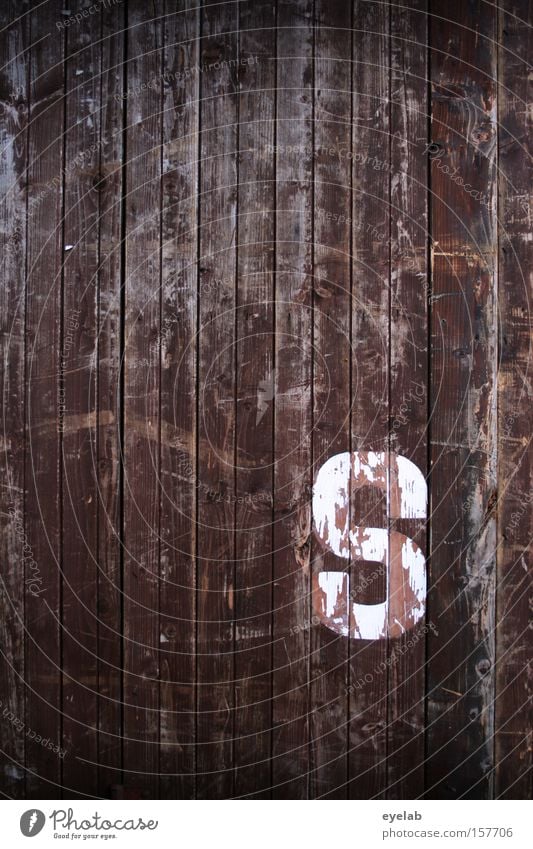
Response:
[[2, 799, 530, 849]]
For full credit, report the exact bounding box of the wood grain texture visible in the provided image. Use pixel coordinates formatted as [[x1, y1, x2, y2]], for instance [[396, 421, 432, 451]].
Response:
[[348, 0, 390, 800], [195, 0, 239, 800], [426, 0, 498, 800], [309, 0, 352, 800], [61, 0, 101, 797], [271, 0, 313, 800], [387, 0, 428, 799], [122, 0, 162, 799], [24, 0, 64, 798], [158, 0, 199, 802], [0, 0, 28, 800], [0, 0, 530, 801], [495, 0, 533, 800], [96, 0, 125, 798], [233, 0, 275, 799]]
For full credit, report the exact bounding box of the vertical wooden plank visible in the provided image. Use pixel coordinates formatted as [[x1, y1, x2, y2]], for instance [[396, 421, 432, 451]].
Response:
[[96, 0, 125, 797], [0, 0, 28, 799], [387, 0, 428, 798], [158, 0, 199, 800], [309, 0, 351, 800], [348, 0, 390, 800], [123, 0, 162, 799], [233, 0, 275, 799], [61, 0, 101, 797], [196, 0, 239, 799], [24, 0, 65, 798], [495, 0, 533, 799], [426, 0, 498, 798], [272, 0, 314, 799]]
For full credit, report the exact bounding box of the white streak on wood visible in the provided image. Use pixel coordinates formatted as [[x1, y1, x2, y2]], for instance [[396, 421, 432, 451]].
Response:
[[353, 597, 388, 640], [401, 537, 426, 624], [318, 571, 345, 618], [312, 450, 427, 639], [396, 455, 427, 518]]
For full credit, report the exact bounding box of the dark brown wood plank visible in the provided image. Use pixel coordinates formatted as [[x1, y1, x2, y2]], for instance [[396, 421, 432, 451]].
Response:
[[24, 0, 65, 798], [348, 0, 390, 800], [426, 0, 498, 799], [123, 0, 162, 799], [495, 0, 533, 800], [196, 0, 239, 799], [0, 0, 29, 799], [96, 0, 125, 798], [271, 0, 314, 799], [233, 0, 275, 799], [309, 0, 352, 800], [387, 0, 428, 799], [61, 3, 101, 797], [158, 0, 199, 800]]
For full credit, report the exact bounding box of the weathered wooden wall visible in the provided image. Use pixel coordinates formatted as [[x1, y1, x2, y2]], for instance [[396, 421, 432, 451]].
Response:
[[0, 0, 531, 799]]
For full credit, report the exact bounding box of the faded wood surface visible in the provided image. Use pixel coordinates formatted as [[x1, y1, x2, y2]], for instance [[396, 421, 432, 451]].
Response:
[[24, 0, 64, 798], [427, 0, 498, 799], [195, 0, 239, 800], [122, 0, 162, 800], [158, 0, 198, 802], [309, 0, 352, 802], [388, 0, 428, 799], [233, 0, 275, 799], [272, 0, 313, 800], [348, 0, 391, 800], [0, 0, 28, 800], [61, 0, 100, 798], [495, 0, 533, 799], [0, 0, 531, 800], [96, 0, 125, 797]]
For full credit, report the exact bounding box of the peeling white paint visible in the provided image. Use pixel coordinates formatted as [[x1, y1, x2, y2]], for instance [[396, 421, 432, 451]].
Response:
[[353, 596, 388, 640], [396, 455, 427, 518], [312, 451, 428, 640], [318, 571, 346, 618]]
